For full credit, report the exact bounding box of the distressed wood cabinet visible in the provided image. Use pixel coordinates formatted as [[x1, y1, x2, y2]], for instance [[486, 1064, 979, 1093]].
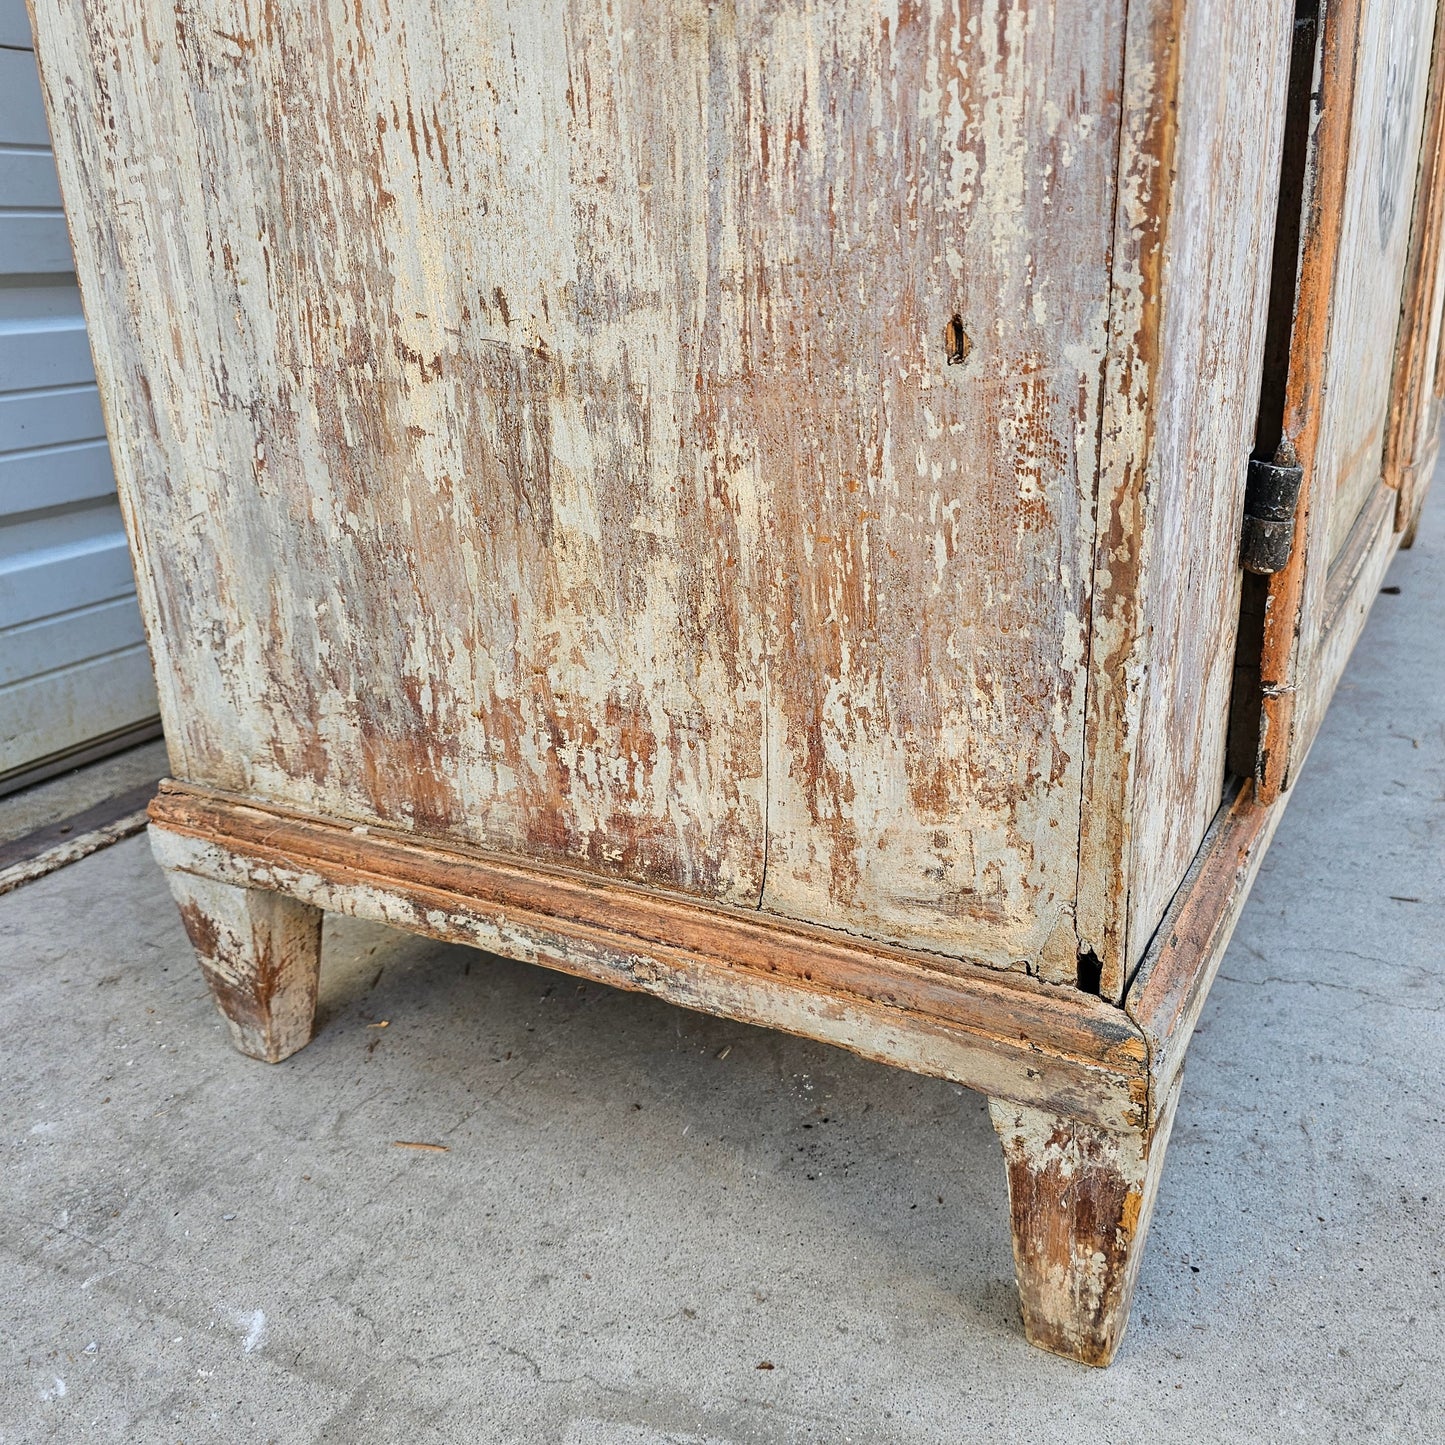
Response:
[[30, 0, 1443, 1363]]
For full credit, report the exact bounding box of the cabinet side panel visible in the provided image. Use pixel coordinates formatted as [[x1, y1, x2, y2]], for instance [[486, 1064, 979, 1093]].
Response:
[[36, 0, 1124, 968], [32, 1, 777, 903], [755, 3, 1124, 972], [1078, 0, 1293, 994]]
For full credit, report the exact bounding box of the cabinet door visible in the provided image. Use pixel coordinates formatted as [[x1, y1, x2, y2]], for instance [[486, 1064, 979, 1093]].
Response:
[[1252, 0, 1442, 799], [1384, 3, 1445, 541]]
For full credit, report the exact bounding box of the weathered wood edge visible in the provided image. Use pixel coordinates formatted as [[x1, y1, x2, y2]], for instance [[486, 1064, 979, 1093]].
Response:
[[147, 782, 1150, 1131], [1124, 780, 1282, 1126], [151, 751, 1337, 1142], [1397, 439, 1441, 548], [1255, 0, 1364, 805], [1129, 479, 1405, 1121], [1075, 0, 1187, 1003], [1385, 0, 1445, 537], [1075, 0, 1290, 1001]]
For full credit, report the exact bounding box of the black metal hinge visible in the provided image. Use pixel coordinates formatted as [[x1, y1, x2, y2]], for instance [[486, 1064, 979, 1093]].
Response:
[[1240, 456, 1305, 574]]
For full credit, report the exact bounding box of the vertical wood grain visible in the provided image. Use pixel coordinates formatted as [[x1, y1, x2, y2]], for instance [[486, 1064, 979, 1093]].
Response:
[[742, 4, 1125, 972], [1384, 0, 1445, 538], [1258, 0, 1439, 799], [1319, 0, 1440, 563], [1076, 0, 1293, 996], [34, 0, 1134, 977], [35, 0, 773, 903]]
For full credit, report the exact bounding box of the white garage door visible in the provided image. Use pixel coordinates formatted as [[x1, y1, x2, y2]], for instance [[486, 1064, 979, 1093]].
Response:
[[0, 3, 160, 793]]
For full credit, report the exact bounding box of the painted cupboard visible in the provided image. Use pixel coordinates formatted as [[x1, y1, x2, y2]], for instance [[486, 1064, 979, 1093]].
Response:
[[28, 0, 1443, 1362]]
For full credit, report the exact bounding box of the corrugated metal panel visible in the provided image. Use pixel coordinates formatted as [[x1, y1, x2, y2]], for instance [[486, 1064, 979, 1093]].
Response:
[[0, 26, 160, 789], [0, 0, 34, 49]]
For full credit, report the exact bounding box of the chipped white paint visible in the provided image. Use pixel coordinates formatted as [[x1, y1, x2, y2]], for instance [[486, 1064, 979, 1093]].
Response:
[[1321, 0, 1439, 562], [34, 0, 1137, 982], [1076, 0, 1294, 994], [1283, 0, 1441, 784], [150, 846, 322, 1062], [1122, 0, 1295, 975], [31, 0, 1313, 995], [989, 1074, 1180, 1365], [751, 0, 1124, 966]]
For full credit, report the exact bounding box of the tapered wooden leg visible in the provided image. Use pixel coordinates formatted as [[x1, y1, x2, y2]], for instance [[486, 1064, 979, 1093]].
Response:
[[988, 1077, 1181, 1365], [161, 867, 323, 1062]]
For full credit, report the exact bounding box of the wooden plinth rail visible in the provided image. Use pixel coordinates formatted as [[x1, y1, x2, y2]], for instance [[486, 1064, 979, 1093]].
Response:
[[148, 777, 1281, 1134]]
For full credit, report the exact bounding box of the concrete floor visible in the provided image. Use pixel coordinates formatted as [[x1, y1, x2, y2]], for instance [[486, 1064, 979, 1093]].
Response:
[[1, 492, 1441, 1445], [0, 739, 169, 849]]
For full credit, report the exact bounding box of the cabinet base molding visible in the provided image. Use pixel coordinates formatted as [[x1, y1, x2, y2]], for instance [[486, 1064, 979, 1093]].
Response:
[[147, 776, 1283, 1363]]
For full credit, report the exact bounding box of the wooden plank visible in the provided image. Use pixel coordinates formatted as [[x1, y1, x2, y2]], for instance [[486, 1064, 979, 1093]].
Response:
[[1321, 0, 1440, 563], [1076, 0, 1293, 996], [149, 781, 1151, 1132], [1255, 0, 1365, 804], [0, 776, 157, 895], [1250, 475, 1399, 802], [1385, 1, 1445, 537], [747, 2, 1125, 977], [0, 806, 149, 895], [1252, 0, 1436, 804], [37, 0, 798, 908], [1124, 780, 1283, 1125], [1120, 0, 1294, 980]]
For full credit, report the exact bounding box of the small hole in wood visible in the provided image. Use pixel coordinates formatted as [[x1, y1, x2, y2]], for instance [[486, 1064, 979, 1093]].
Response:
[[1076, 949, 1104, 995], [944, 314, 972, 366]]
